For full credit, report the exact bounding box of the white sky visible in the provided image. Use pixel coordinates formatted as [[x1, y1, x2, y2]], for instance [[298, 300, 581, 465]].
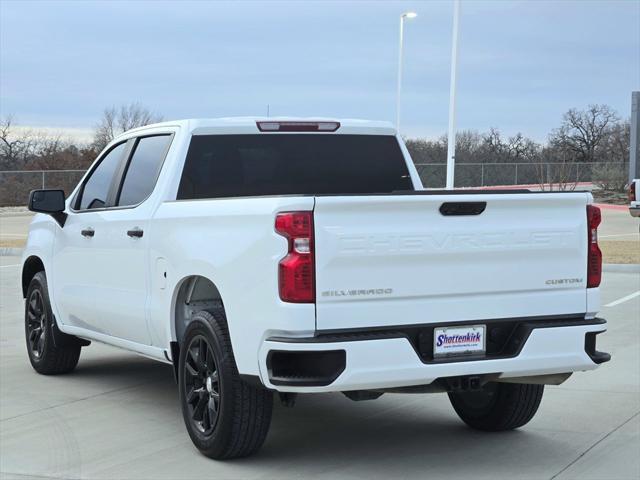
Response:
[[1, 0, 638, 143]]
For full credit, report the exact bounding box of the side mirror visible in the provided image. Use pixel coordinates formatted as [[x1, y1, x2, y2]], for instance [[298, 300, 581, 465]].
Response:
[[28, 190, 68, 227]]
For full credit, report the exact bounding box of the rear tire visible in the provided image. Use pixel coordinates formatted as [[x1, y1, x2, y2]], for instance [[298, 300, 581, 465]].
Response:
[[178, 309, 273, 460], [448, 382, 544, 431], [25, 271, 81, 375]]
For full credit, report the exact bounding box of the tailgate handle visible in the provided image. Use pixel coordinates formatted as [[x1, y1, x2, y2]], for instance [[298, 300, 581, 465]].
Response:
[[439, 202, 486, 216]]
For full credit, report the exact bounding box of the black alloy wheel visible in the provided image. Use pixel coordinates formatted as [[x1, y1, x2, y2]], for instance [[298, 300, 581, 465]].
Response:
[[24, 271, 82, 374], [183, 335, 221, 436], [26, 288, 47, 358], [178, 309, 273, 459]]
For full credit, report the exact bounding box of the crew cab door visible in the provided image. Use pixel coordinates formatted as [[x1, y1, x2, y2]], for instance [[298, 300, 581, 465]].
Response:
[[52, 135, 173, 344]]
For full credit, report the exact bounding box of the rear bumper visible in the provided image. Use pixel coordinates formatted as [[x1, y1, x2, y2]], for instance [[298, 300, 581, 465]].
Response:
[[629, 206, 640, 217], [258, 317, 609, 393]]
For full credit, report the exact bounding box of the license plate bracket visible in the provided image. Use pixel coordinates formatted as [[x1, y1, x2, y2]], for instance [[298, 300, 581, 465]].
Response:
[[433, 325, 486, 358]]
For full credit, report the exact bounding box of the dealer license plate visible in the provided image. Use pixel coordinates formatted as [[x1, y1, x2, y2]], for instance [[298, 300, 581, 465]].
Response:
[[433, 325, 486, 358]]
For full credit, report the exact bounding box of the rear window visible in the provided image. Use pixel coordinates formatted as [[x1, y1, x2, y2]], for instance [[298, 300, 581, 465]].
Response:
[[177, 134, 413, 199]]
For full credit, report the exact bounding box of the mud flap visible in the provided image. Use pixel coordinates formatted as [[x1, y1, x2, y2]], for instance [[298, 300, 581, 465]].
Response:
[[51, 316, 91, 348]]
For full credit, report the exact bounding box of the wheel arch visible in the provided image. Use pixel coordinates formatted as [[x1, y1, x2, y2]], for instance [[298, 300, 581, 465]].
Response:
[[22, 255, 45, 298], [172, 275, 225, 345], [169, 274, 227, 382]]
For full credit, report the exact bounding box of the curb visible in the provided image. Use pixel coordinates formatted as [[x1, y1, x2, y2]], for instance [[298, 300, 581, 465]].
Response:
[[603, 263, 640, 273], [0, 247, 23, 257]]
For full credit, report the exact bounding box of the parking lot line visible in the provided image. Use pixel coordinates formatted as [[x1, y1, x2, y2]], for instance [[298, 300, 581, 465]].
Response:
[[605, 290, 640, 307], [0, 264, 20, 269]]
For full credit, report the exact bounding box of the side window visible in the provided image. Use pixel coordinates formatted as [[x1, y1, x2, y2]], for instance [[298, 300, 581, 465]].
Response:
[[78, 142, 127, 210], [117, 135, 172, 207]]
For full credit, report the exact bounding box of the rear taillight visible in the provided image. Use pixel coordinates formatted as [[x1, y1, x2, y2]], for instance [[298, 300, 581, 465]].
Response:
[[587, 205, 602, 288], [629, 181, 637, 202], [275, 211, 315, 303]]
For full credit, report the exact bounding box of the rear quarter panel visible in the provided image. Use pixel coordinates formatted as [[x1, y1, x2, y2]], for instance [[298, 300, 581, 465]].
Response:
[[148, 196, 315, 376]]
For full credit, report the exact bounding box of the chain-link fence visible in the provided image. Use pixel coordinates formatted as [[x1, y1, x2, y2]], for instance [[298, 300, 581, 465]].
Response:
[[0, 162, 630, 206], [0, 170, 85, 207], [414, 162, 629, 189]]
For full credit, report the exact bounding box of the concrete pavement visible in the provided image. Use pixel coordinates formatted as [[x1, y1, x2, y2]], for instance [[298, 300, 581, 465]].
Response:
[[0, 214, 32, 245], [0, 257, 638, 479], [598, 207, 639, 240]]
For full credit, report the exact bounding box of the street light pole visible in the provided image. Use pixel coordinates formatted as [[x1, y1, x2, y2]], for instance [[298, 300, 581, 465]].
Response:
[[445, 0, 461, 189], [396, 12, 417, 133], [630, 91, 639, 182]]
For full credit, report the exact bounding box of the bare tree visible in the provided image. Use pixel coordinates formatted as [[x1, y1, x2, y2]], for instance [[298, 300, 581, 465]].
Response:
[[599, 120, 630, 163], [0, 115, 26, 164], [92, 103, 162, 151], [535, 146, 578, 191], [506, 133, 539, 163], [549, 104, 620, 163], [481, 128, 507, 161], [0, 115, 43, 168], [0, 115, 90, 172]]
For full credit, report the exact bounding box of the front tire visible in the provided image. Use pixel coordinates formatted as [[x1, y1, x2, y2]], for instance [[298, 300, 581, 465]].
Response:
[[448, 382, 544, 431], [25, 271, 81, 375], [178, 309, 273, 460]]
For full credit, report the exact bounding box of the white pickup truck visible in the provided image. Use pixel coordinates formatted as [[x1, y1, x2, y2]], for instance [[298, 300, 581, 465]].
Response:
[[22, 118, 610, 459]]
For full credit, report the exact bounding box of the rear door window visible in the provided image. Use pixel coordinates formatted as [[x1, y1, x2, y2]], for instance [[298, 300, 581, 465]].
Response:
[[117, 135, 172, 207]]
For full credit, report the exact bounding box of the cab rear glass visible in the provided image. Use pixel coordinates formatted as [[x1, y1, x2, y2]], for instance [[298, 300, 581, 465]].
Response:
[[177, 134, 413, 199]]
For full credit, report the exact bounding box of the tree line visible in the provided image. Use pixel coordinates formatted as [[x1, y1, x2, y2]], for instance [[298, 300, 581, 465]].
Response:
[[0, 103, 162, 172], [0, 103, 630, 190], [405, 104, 629, 166]]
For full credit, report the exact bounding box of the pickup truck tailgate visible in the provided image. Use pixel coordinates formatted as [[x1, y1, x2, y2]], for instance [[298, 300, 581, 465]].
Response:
[[314, 192, 590, 331]]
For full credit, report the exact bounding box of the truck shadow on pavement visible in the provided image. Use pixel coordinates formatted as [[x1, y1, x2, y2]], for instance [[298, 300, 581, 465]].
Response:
[[61, 354, 573, 476], [257, 397, 567, 475]]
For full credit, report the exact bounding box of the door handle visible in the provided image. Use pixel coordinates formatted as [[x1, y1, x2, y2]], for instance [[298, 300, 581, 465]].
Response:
[[81, 228, 95, 237], [127, 228, 144, 238]]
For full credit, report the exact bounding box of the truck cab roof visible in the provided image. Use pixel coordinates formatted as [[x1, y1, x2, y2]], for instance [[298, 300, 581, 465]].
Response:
[[119, 117, 397, 139]]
